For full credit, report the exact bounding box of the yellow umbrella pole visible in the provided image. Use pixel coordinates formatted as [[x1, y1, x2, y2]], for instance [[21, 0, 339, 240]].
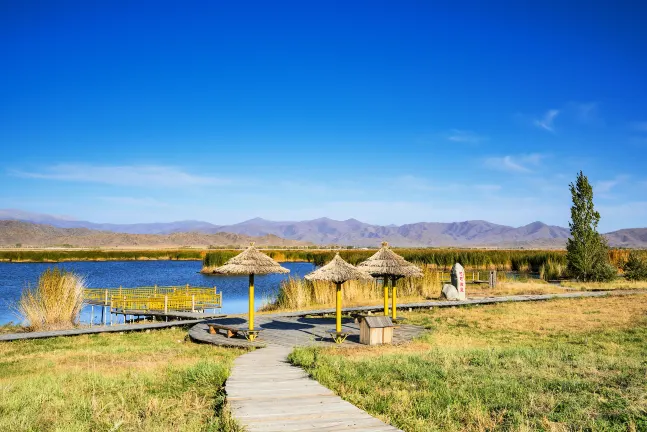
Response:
[[336, 282, 342, 334], [383, 277, 389, 316], [391, 276, 397, 321], [249, 273, 255, 332]]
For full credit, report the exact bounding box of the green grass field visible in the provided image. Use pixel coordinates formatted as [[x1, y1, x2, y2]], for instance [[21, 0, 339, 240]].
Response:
[[290, 295, 647, 431], [0, 328, 244, 432]]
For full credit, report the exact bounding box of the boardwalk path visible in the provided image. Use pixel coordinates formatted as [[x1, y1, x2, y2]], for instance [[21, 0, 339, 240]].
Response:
[[227, 346, 401, 432], [0, 319, 207, 342]]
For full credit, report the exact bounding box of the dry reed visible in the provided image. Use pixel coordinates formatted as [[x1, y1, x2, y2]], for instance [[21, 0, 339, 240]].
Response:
[[264, 266, 442, 311], [19, 267, 85, 331]]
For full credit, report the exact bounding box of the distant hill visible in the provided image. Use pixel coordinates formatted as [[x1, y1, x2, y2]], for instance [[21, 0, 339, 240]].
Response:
[[1, 209, 646, 248], [0, 220, 310, 248]]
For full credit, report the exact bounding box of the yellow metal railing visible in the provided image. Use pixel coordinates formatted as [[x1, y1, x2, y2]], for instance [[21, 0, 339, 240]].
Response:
[[83, 285, 222, 313]]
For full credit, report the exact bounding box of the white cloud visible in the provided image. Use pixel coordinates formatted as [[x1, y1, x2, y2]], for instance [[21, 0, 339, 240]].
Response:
[[475, 184, 502, 192], [631, 121, 647, 132], [484, 153, 546, 173], [392, 176, 501, 193], [10, 164, 230, 188], [566, 101, 604, 125], [594, 175, 628, 195], [446, 129, 485, 144], [98, 197, 169, 207], [534, 109, 560, 132]]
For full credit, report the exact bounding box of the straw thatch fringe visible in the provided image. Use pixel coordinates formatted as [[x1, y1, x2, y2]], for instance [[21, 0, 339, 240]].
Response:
[[213, 243, 290, 275], [357, 242, 424, 278], [304, 253, 373, 283]]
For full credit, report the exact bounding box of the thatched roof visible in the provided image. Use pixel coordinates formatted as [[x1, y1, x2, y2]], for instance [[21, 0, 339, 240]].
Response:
[[357, 242, 424, 278], [304, 253, 373, 284], [213, 243, 290, 275]]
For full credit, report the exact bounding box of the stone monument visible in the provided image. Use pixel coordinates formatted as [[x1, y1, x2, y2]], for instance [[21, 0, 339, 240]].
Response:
[[450, 263, 466, 300]]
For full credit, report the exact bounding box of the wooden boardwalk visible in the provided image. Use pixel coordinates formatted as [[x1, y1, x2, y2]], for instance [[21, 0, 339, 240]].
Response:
[[0, 319, 206, 342], [114, 309, 223, 320], [227, 346, 401, 432], [264, 289, 647, 318], [189, 316, 424, 348]]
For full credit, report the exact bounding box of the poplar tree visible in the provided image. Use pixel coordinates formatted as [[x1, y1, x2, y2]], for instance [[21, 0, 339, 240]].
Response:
[[566, 171, 615, 281]]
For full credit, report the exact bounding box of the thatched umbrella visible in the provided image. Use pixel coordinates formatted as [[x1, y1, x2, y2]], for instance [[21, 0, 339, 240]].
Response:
[[304, 253, 372, 343], [214, 243, 289, 340], [358, 242, 423, 321]]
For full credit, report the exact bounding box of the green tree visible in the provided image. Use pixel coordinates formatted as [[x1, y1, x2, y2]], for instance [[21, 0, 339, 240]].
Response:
[[623, 252, 647, 281], [566, 171, 616, 282]]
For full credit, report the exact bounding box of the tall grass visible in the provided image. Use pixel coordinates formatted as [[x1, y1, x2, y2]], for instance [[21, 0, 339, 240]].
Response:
[[200, 250, 239, 273], [538, 258, 567, 281], [206, 249, 570, 271], [19, 267, 85, 331], [263, 267, 442, 311]]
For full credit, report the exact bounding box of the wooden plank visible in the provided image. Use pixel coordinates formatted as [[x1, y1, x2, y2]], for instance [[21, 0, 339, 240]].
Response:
[[226, 347, 401, 432], [0, 319, 206, 342]]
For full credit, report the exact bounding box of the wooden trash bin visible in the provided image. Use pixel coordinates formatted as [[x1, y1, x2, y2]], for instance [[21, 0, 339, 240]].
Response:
[[360, 316, 394, 345]]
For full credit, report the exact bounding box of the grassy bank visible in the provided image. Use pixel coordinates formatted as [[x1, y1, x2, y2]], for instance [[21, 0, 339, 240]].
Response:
[[0, 249, 205, 262], [290, 295, 647, 431], [561, 279, 647, 291], [0, 328, 243, 431]]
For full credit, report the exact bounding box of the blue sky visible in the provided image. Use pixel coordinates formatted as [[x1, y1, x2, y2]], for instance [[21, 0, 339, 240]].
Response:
[[1, 1, 646, 231]]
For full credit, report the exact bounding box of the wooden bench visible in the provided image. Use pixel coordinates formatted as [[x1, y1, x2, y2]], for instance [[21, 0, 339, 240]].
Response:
[[208, 324, 263, 341]]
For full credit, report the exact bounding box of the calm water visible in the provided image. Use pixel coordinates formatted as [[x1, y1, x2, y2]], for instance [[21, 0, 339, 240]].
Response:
[[0, 260, 315, 326]]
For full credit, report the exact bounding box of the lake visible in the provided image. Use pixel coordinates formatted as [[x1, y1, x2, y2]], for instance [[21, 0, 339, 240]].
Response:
[[0, 260, 315, 326]]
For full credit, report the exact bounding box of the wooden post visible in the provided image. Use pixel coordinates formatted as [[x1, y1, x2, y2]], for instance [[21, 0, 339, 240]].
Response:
[[391, 277, 398, 321], [489, 271, 497, 288], [191, 295, 195, 312], [104, 289, 108, 306], [336, 282, 342, 334], [90, 305, 94, 327], [109, 299, 113, 326], [383, 277, 389, 316], [164, 295, 168, 314], [101, 305, 106, 325], [249, 274, 255, 331]]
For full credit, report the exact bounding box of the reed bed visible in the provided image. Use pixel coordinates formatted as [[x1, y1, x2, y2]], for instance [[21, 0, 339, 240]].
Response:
[[18, 267, 85, 331], [0, 249, 204, 262], [262, 267, 443, 311], [208, 249, 571, 271]]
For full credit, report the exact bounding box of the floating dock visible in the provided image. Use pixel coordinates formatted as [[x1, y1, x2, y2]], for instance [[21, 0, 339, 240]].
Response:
[[83, 285, 223, 325]]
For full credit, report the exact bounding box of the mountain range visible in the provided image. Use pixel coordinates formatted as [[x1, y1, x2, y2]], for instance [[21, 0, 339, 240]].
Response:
[[1, 209, 646, 248], [0, 220, 310, 249]]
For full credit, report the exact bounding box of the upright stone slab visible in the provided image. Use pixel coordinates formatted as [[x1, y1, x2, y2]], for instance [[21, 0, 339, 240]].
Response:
[[451, 263, 466, 300]]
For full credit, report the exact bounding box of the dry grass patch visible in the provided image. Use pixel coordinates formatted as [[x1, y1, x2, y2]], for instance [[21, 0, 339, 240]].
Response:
[[0, 328, 243, 432], [291, 294, 647, 431], [472, 280, 565, 296], [19, 267, 84, 331], [561, 279, 647, 291]]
